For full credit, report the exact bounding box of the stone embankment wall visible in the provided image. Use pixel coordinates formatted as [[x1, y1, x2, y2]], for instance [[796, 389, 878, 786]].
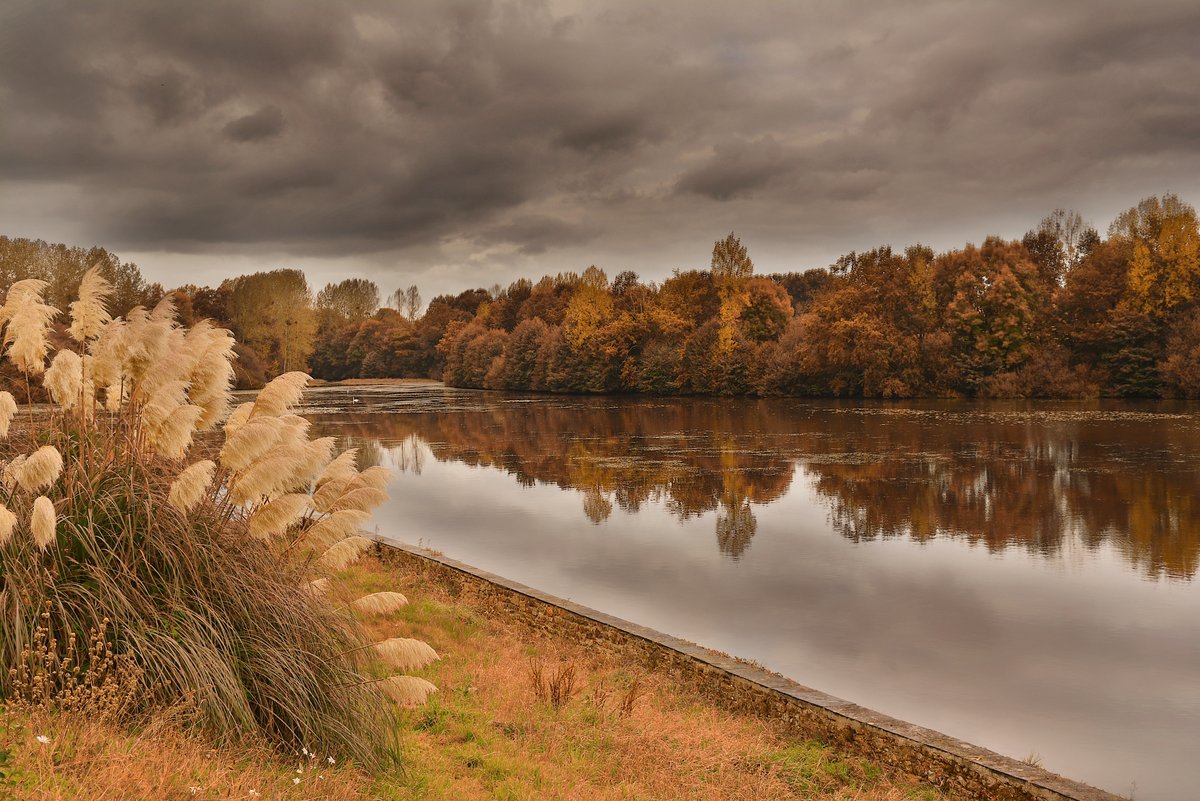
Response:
[[375, 541, 1122, 801]]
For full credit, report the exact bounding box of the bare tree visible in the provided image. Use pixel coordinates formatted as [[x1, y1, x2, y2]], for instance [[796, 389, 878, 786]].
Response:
[[389, 284, 422, 321]]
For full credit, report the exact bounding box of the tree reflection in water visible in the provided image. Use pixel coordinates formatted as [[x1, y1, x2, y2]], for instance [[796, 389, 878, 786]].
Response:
[[306, 389, 1200, 579]]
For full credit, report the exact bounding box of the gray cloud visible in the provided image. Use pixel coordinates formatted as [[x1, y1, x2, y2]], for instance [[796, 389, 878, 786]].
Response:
[[1, 0, 1199, 293], [223, 105, 285, 142]]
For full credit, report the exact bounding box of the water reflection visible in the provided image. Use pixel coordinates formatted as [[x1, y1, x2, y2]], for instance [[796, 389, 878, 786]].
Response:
[[299, 384, 1200, 798], [304, 386, 1200, 580]]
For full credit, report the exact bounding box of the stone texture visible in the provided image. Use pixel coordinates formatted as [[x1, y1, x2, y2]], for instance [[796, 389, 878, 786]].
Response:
[[375, 540, 1124, 801]]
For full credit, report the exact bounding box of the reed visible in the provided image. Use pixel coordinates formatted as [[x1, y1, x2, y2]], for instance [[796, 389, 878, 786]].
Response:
[[0, 268, 432, 770]]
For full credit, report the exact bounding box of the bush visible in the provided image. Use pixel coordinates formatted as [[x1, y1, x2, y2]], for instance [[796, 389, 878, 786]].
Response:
[[0, 272, 434, 770]]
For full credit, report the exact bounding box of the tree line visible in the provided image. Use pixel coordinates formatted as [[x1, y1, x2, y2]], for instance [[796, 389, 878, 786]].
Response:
[[3, 192, 1199, 398]]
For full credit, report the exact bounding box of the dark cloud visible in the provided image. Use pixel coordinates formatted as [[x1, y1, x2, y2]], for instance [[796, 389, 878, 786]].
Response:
[[1, 0, 1199, 292], [223, 105, 286, 142]]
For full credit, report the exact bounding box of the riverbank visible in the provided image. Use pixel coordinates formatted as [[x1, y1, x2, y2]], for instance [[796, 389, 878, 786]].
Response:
[[0, 551, 944, 800]]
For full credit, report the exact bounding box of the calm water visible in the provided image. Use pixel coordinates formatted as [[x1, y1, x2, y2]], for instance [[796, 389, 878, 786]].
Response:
[[302, 382, 1200, 800]]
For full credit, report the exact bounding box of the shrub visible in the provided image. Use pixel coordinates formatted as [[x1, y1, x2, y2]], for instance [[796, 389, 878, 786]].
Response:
[[0, 271, 434, 770]]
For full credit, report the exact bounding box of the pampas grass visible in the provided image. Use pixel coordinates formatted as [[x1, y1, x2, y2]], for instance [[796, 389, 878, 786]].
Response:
[[378, 676, 438, 707], [373, 638, 439, 671], [317, 535, 373, 571], [247, 493, 308, 539], [31, 494, 57, 550], [67, 265, 113, 342], [0, 502, 15, 545], [351, 592, 409, 615], [0, 390, 16, 437], [0, 276, 433, 773], [44, 349, 84, 408], [250, 371, 310, 418], [14, 445, 63, 492], [1, 278, 58, 375], [168, 460, 216, 513]]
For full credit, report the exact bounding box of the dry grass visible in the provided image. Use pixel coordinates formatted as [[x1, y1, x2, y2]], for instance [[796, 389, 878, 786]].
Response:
[[334, 556, 948, 801], [0, 711, 369, 800], [0, 553, 948, 800], [0, 273, 416, 770]]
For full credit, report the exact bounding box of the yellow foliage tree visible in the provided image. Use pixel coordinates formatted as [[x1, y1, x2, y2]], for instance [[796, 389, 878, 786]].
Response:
[[1112, 194, 1200, 316], [224, 269, 318, 373], [710, 232, 753, 359]]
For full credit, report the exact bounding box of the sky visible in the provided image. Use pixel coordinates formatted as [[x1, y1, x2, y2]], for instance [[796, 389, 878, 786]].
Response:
[[3, 0, 1200, 301]]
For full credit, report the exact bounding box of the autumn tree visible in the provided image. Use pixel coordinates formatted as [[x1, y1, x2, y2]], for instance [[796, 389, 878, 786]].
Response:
[[944, 238, 1046, 389], [710, 233, 754, 359], [224, 269, 317, 374], [1022, 208, 1097, 286], [316, 278, 379, 325], [1110, 194, 1200, 317], [389, 285, 422, 321]]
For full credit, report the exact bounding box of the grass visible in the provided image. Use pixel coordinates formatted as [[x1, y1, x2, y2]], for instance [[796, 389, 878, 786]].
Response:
[[345, 554, 946, 801], [0, 553, 950, 800]]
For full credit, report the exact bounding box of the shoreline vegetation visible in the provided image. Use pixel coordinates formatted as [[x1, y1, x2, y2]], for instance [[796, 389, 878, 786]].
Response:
[[0, 275, 947, 801], [0, 552, 948, 801], [5, 193, 1200, 401]]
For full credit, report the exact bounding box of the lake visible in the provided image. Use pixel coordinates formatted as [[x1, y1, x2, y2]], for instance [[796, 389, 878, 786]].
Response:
[[302, 382, 1200, 800]]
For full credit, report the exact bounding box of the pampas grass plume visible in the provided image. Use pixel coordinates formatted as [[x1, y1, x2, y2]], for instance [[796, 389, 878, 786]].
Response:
[[3, 454, 26, 492], [306, 577, 332, 597], [328, 487, 389, 514], [0, 391, 16, 438], [316, 535, 372, 571], [31, 495, 57, 550], [68, 265, 113, 342], [168, 460, 216, 513], [0, 502, 15, 546], [302, 509, 371, 552], [317, 449, 359, 488], [2, 278, 58, 375], [379, 675, 437, 707], [374, 638, 439, 670], [15, 446, 63, 493], [185, 321, 236, 430], [223, 401, 254, 438], [248, 493, 309, 539], [250, 371, 310, 419], [44, 349, 84, 409], [351, 591, 409, 615]]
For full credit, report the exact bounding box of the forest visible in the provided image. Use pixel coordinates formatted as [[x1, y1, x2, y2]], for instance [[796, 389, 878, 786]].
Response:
[[2, 192, 1198, 399]]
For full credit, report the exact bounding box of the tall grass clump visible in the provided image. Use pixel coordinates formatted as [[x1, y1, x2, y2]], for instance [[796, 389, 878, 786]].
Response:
[[0, 269, 429, 769]]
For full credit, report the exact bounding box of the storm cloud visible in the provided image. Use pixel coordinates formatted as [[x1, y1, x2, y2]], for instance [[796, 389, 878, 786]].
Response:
[[2, 0, 1199, 294]]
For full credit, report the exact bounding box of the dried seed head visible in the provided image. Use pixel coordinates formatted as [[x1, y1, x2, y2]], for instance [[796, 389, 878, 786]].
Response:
[[316, 449, 359, 489], [44, 350, 84, 409], [0, 502, 15, 546], [0, 391, 16, 438], [247, 493, 308, 539], [2, 454, 26, 492], [31, 495, 57, 550], [301, 509, 370, 552], [14, 446, 63, 493], [168, 460, 216, 513], [185, 321, 236, 430], [2, 279, 57, 375], [250, 372, 310, 419], [351, 592, 409, 615], [68, 266, 113, 343], [378, 675, 437, 707], [315, 535, 372, 571], [223, 402, 254, 439], [305, 578, 332, 597], [373, 638, 439, 670]]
